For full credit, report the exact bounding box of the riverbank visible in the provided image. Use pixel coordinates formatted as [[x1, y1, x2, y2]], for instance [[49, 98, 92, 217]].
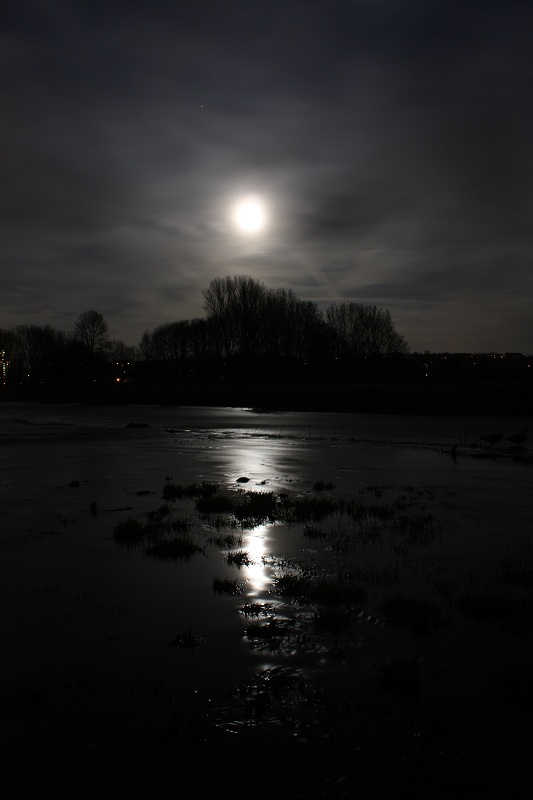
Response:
[[2, 378, 533, 415]]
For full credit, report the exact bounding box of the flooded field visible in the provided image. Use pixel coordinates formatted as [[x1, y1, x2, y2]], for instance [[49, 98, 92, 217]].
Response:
[[1, 404, 533, 797]]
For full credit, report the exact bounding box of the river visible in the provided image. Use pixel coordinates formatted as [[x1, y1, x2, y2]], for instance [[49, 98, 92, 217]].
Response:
[[1, 403, 532, 797]]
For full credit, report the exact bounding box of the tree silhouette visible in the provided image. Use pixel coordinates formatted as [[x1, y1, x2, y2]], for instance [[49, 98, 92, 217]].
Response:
[[74, 310, 110, 356], [202, 275, 267, 359], [326, 302, 409, 359]]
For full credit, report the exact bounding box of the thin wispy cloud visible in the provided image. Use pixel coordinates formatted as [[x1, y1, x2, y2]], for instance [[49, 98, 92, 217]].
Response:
[[2, 0, 532, 351]]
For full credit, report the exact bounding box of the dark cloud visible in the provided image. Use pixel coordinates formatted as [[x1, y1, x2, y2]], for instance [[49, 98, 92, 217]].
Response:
[[1, 0, 532, 351]]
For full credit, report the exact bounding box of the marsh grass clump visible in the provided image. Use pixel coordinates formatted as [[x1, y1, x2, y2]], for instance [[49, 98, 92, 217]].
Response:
[[212, 577, 245, 596], [284, 495, 337, 524], [197, 488, 382, 530], [303, 525, 330, 539], [339, 499, 395, 522], [329, 521, 383, 550], [366, 485, 392, 498], [113, 517, 147, 546], [195, 481, 219, 496], [114, 501, 202, 558], [169, 516, 193, 533], [199, 489, 339, 529], [376, 657, 421, 698], [274, 572, 312, 603], [208, 533, 243, 548], [274, 569, 366, 606], [145, 532, 203, 560], [225, 550, 253, 567], [233, 491, 278, 527], [196, 493, 236, 516], [208, 515, 238, 531], [239, 602, 275, 617], [162, 482, 188, 501], [147, 504, 172, 521], [390, 513, 444, 545], [245, 619, 292, 650], [381, 594, 443, 635]]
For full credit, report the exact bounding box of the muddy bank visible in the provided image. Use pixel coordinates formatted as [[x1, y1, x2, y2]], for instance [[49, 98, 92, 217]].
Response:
[[2, 378, 533, 416]]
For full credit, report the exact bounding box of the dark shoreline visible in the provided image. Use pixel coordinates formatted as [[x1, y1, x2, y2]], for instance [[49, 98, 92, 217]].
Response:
[[2, 379, 533, 416]]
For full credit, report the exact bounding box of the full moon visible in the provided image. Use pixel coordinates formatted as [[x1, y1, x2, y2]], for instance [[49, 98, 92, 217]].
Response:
[[233, 196, 266, 233]]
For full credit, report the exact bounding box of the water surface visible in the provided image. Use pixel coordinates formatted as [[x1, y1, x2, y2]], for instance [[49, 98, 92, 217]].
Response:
[[2, 404, 532, 797]]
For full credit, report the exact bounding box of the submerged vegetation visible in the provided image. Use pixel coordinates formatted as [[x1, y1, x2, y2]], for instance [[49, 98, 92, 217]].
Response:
[[145, 534, 202, 560], [212, 577, 245, 596], [113, 508, 202, 560], [106, 472, 533, 791]]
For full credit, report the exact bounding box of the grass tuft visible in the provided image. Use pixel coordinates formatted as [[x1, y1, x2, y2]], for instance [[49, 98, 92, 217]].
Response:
[[212, 577, 245, 596], [208, 533, 244, 548], [274, 569, 366, 606], [225, 550, 253, 567], [113, 517, 147, 545], [239, 602, 275, 617], [303, 525, 329, 539], [145, 534, 202, 560]]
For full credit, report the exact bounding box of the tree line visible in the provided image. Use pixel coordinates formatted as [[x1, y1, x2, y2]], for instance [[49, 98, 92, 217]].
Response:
[[140, 275, 408, 368], [0, 310, 135, 385], [0, 275, 409, 386]]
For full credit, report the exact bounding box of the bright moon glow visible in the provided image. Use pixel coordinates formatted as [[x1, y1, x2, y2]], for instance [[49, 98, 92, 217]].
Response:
[[233, 197, 266, 233]]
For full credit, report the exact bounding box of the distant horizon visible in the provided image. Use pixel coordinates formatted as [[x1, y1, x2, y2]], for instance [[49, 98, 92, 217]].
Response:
[[3, 303, 533, 357], [2, 308, 532, 360]]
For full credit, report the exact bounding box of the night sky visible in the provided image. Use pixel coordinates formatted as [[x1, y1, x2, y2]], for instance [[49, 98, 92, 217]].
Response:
[[2, 0, 532, 353]]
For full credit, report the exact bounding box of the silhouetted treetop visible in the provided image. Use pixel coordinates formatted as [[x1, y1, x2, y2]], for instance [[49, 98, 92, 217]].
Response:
[[74, 310, 110, 355], [326, 302, 409, 358], [201, 275, 408, 362]]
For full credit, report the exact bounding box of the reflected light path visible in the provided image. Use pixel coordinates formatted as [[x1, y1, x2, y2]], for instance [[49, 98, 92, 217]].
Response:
[[220, 438, 283, 599], [206, 434, 294, 599], [222, 440, 278, 485], [215, 435, 304, 496], [241, 524, 272, 597]]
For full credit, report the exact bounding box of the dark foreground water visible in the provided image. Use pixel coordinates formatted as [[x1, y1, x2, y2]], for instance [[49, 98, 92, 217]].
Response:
[[1, 404, 533, 798]]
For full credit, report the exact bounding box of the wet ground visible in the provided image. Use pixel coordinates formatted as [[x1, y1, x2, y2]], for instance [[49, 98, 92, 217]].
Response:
[[1, 405, 533, 797]]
